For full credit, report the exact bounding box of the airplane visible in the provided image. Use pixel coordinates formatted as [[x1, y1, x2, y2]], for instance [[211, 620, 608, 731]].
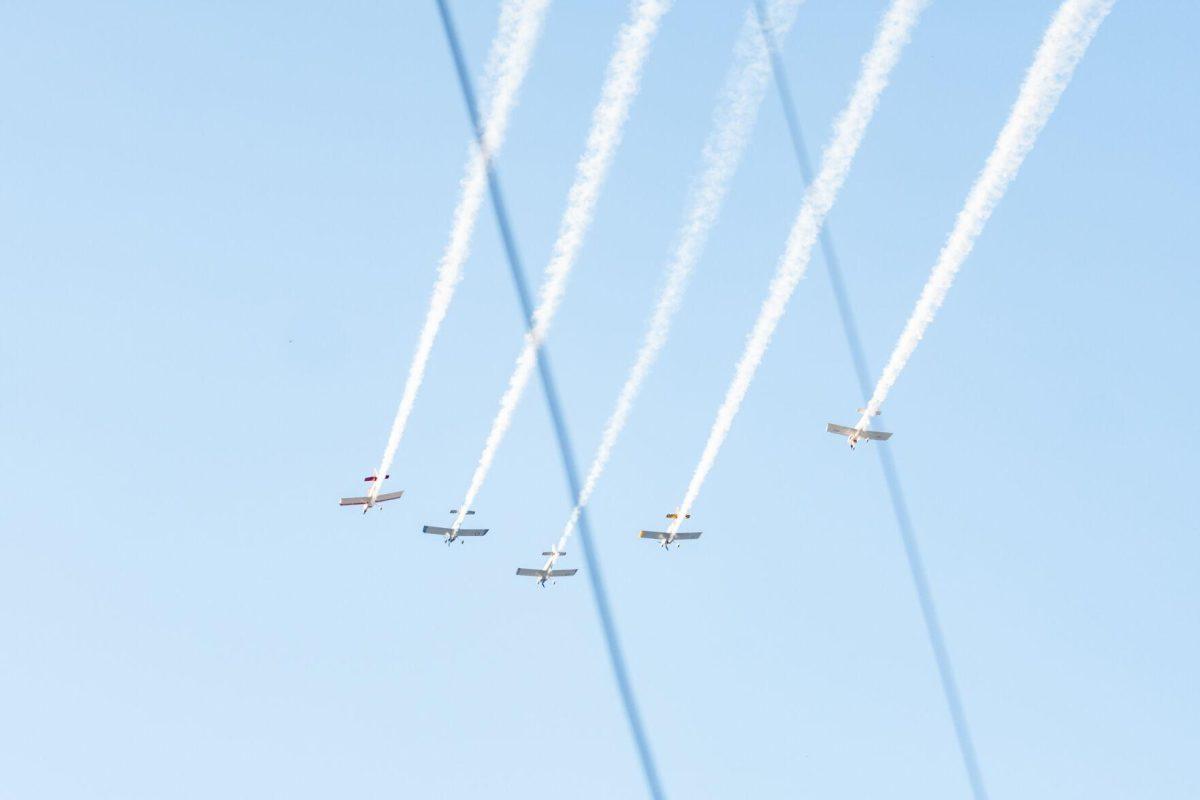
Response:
[[449, 509, 475, 516], [827, 408, 892, 450], [339, 473, 403, 514], [422, 512, 489, 545], [639, 514, 702, 549], [515, 549, 577, 587]]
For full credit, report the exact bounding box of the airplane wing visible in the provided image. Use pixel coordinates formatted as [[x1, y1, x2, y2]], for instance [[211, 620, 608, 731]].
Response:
[[547, 569, 577, 577], [639, 530, 669, 540], [515, 568, 544, 577], [339, 496, 370, 506], [826, 423, 856, 436], [861, 430, 892, 441], [673, 531, 702, 540], [374, 490, 404, 502], [423, 525, 488, 536]]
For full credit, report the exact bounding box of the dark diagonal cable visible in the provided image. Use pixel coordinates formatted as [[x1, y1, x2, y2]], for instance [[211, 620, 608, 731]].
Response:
[[433, 2, 665, 797], [753, 3, 989, 798]]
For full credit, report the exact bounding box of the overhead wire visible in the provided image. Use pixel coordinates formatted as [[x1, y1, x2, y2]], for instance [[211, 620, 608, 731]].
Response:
[[752, 0, 988, 796], [433, 1, 665, 797]]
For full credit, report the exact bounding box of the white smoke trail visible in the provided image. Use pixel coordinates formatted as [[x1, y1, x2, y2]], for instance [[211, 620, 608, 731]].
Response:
[[669, 0, 927, 534], [855, 0, 1114, 431], [554, 0, 805, 552], [368, 0, 550, 501], [452, 0, 671, 531]]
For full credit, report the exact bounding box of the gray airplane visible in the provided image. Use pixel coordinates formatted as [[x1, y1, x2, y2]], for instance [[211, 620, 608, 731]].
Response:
[[515, 549, 577, 587], [827, 409, 892, 450], [423, 512, 488, 545]]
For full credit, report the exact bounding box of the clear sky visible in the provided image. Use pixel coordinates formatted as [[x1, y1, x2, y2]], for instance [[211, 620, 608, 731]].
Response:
[[2, 2, 1197, 798]]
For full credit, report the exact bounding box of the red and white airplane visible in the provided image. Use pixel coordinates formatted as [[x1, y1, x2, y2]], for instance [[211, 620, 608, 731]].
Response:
[[339, 473, 404, 513], [826, 409, 892, 450]]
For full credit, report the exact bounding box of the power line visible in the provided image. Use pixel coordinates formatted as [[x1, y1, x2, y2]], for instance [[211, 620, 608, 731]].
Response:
[[752, 3, 989, 798], [433, 2, 665, 797]]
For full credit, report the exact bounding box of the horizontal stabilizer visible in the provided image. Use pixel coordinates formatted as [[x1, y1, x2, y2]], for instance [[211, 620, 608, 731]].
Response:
[[450, 509, 475, 515], [516, 568, 543, 577], [547, 569, 577, 577], [541, 551, 564, 557], [375, 490, 404, 502], [856, 408, 879, 416], [339, 496, 370, 506], [639, 530, 669, 540]]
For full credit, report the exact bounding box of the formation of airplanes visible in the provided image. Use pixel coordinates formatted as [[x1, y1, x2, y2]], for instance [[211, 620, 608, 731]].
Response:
[[339, 412, 892, 583]]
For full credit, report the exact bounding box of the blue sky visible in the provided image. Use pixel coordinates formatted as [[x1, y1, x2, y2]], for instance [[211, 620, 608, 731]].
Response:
[[2, 1, 1197, 797]]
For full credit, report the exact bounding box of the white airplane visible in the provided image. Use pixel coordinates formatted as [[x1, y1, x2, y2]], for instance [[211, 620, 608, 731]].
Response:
[[515, 549, 577, 587], [422, 512, 489, 545], [339, 472, 404, 513], [639, 512, 702, 549], [827, 409, 892, 450]]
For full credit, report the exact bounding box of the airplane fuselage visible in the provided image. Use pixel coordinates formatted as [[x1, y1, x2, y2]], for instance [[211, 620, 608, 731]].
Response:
[[536, 554, 560, 583]]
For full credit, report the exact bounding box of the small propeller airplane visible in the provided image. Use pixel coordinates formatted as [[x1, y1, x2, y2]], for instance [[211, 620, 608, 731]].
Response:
[[515, 549, 577, 587], [422, 512, 488, 545], [827, 409, 893, 450], [339, 473, 404, 513], [639, 511, 702, 550]]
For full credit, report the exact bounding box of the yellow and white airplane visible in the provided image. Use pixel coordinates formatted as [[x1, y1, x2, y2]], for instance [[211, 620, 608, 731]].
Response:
[[639, 511, 701, 549]]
